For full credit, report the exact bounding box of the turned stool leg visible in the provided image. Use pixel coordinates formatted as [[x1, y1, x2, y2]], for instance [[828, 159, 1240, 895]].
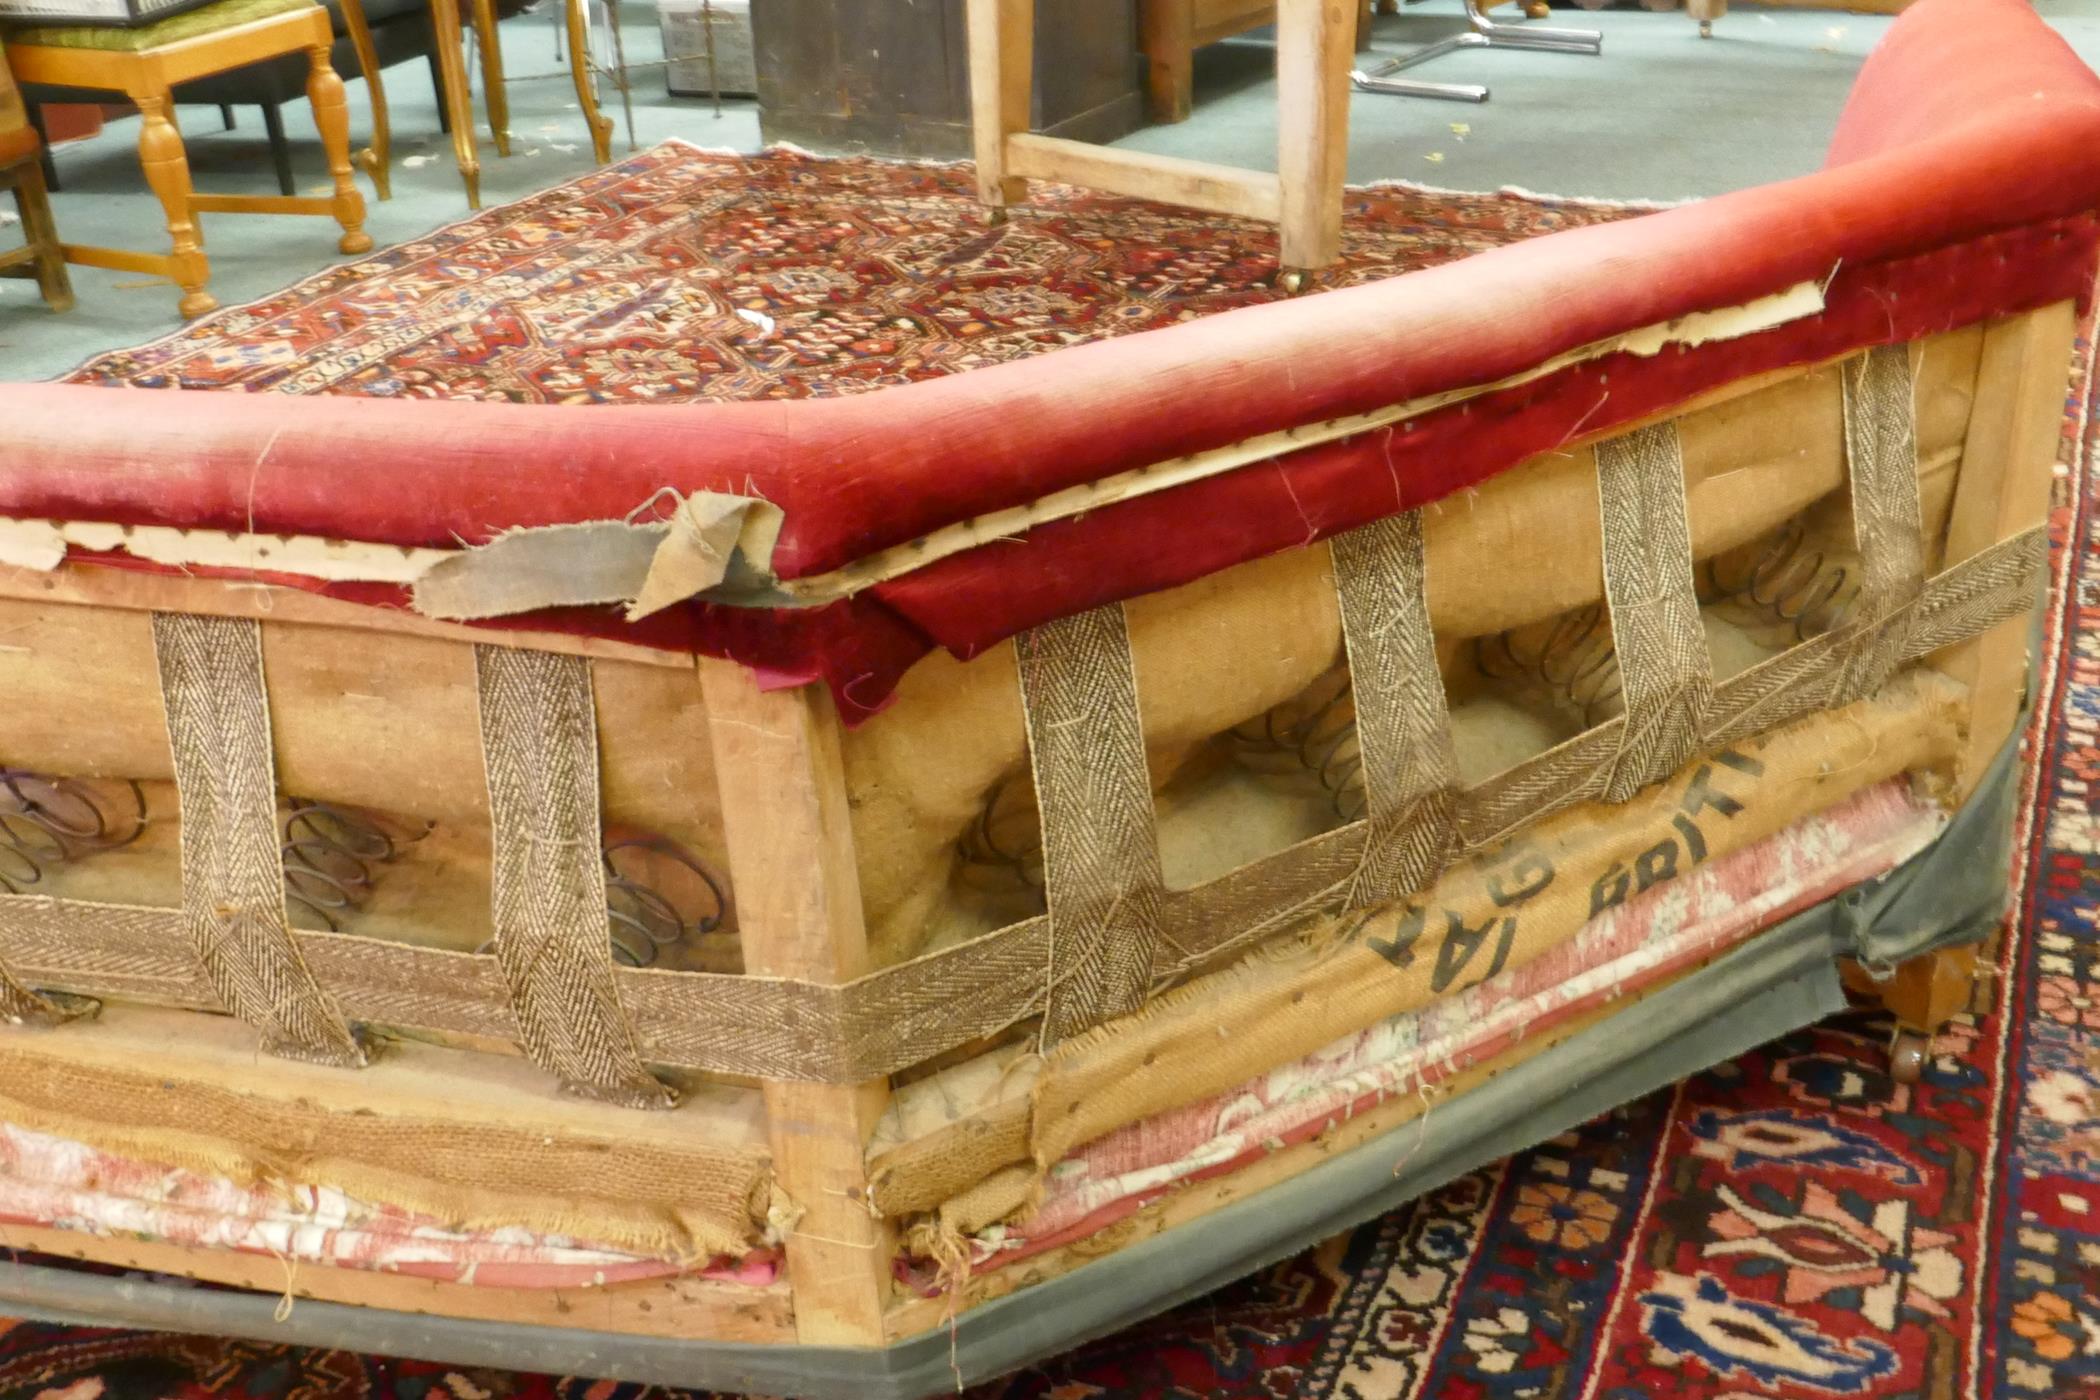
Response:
[[1879, 943, 1981, 1084], [566, 0, 613, 165], [340, 0, 393, 199], [470, 0, 511, 156], [428, 0, 483, 206], [133, 89, 213, 319], [12, 162, 73, 312], [306, 44, 373, 254]]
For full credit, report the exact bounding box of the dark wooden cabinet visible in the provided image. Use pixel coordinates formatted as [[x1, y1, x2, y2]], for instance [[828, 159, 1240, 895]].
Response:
[[752, 0, 1144, 159]]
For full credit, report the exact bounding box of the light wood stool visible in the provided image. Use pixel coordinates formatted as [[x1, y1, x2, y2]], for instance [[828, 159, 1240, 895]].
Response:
[[968, 0, 1355, 289], [5, 0, 371, 318]]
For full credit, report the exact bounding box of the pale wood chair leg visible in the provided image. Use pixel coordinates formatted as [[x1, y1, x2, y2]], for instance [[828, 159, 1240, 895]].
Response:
[[428, 0, 483, 206], [1275, 0, 1352, 285], [132, 88, 214, 318], [565, 0, 612, 165], [305, 44, 374, 254], [11, 162, 73, 311], [699, 662, 894, 1347], [470, 0, 511, 156], [339, 0, 393, 199], [965, 0, 1031, 216], [1138, 0, 1194, 123]]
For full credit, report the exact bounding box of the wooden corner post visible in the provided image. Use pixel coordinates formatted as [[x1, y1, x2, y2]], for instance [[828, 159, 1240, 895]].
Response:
[[698, 661, 894, 1346], [1275, 0, 1354, 279], [1934, 299, 2078, 799], [966, 0, 1032, 214]]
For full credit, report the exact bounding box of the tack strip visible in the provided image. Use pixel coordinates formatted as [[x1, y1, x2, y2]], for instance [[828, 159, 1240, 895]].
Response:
[[1330, 511, 1460, 906], [474, 645, 676, 1108], [151, 613, 364, 1068], [1015, 605, 1166, 1044]]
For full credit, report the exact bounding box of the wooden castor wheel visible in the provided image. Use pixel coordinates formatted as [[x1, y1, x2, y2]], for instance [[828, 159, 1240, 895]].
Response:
[[1524, 1, 1550, 17], [1890, 1031, 1931, 1084]]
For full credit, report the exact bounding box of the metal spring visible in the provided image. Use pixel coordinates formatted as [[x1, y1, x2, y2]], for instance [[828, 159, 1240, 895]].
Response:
[[1699, 517, 1859, 642], [956, 774, 1045, 893], [1475, 602, 1625, 728], [604, 837, 727, 969], [1228, 669, 1369, 821], [281, 799, 406, 931], [0, 770, 147, 894]]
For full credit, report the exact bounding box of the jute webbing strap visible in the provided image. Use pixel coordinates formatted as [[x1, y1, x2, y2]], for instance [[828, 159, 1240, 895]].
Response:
[[1331, 511, 1460, 906], [151, 612, 364, 1068], [1594, 422, 1713, 802], [1015, 604, 1166, 1044], [1831, 344, 1928, 704], [474, 644, 676, 1109], [0, 525, 2048, 1085]]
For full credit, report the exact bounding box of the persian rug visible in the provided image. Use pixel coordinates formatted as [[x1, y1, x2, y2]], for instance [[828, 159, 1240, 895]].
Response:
[[2, 141, 2095, 1400]]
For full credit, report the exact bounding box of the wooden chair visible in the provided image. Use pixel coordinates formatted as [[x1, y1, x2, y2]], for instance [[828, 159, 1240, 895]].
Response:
[[0, 41, 69, 310], [3, 0, 371, 318]]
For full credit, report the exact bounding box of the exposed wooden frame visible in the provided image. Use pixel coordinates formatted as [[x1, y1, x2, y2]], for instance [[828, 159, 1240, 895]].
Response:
[[966, 0, 1354, 281], [701, 661, 896, 1346]]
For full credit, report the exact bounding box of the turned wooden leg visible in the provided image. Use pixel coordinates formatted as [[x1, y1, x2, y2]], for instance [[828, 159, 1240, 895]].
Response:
[[11, 162, 73, 312], [566, 0, 613, 165], [1139, 0, 1194, 124], [470, 0, 511, 156], [428, 0, 482, 206], [306, 44, 373, 254], [133, 89, 213, 319], [1879, 943, 1981, 1084], [339, 0, 392, 199]]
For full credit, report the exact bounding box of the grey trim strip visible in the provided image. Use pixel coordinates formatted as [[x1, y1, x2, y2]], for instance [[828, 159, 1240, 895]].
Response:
[[0, 730, 2021, 1400]]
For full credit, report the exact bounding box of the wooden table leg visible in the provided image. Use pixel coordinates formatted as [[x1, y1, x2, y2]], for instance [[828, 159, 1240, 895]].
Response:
[[1138, 0, 1194, 124], [305, 43, 373, 253], [1275, 0, 1353, 287], [470, 0, 510, 156], [338, 0, 392, 199], [11, 162, 74, 311], [427, 0, 482, 206], [566, 0, 612, 166], [132, 88, 213, 318]]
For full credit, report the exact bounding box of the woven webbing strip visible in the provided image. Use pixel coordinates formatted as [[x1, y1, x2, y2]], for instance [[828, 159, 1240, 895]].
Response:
[[1331, 512, 1460, 906], [1016, 604, 1166, 1044], [474, 645, 676, 1109], [0, 525, 2047, 1085], [1831, 344, 1928, 704], [151, 613, 364, 1067], [1595, 423, 1713, 802]]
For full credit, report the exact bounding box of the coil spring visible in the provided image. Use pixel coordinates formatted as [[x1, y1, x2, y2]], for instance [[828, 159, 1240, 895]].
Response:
[[281, 799, 407, 931], [0, 770, 147, 894], [1700, 517, 1858, 642], [604, 837, 727, 968], [1228, 668, 1368, 821], [956, 774, 1045, 892], [1475, 602, 1625, 728]]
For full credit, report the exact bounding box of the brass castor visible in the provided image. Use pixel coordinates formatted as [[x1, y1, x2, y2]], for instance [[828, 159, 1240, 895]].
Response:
[[986, 205, 1010, 227], [1699, 18, 1714, 36], [1278, 268, 1313, 295], [1890, 1031, 1931, 1084]]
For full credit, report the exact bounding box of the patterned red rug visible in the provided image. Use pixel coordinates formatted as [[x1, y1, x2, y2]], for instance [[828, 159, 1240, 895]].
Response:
[[5, 142, 2098, 1400]]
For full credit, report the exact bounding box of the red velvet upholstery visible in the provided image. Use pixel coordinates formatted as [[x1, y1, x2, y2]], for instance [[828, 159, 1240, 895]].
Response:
[[3, 0, 2098, 719]]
